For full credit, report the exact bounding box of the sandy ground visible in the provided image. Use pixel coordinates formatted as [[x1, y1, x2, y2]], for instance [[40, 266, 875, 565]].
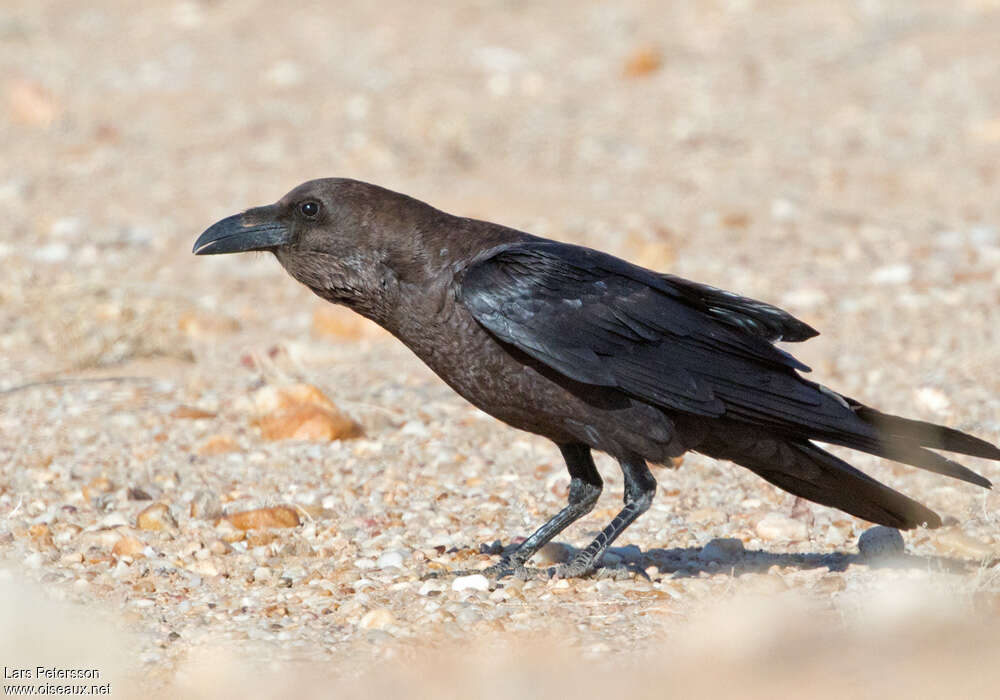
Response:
[[2, 0, 1000, 697]]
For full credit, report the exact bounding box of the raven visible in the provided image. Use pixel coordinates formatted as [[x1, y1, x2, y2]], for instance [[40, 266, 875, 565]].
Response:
[[194, 178, 998, 578]]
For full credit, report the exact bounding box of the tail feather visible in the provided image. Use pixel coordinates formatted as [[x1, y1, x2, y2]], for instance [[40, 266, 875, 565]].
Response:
[[852, 402, 1000, 461], [694, 392, 998, 527], [875, 440, 992, 489], [805, 396, 997, 489], [807, 430, 993, 489], [700, 435, 942, 529]]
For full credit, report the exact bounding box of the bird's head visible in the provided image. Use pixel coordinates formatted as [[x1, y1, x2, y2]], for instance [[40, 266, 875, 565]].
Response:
[[193, 178, 386, 258], [194, 178, 439, 318]]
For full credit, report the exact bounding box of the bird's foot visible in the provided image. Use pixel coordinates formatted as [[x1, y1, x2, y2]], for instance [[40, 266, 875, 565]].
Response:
[[546, 559, 597, 580], [546, 557, 645, 580], [592, 563, 642, 581], [420, 561, 639, 582], [419, 561, 545, 581], [419, 567, 480, 581], [481, 562, 546, 581]]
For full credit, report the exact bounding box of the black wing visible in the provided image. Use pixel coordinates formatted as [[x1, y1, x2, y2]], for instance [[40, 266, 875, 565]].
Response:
[[656, 274, 817, 342], [456, 240, 992, 490], [458, 240, 839, 424]]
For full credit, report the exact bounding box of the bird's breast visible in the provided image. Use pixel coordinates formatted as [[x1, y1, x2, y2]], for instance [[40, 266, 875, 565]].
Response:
[[387, 294, 678, 460], [389, 296, 568, 434]]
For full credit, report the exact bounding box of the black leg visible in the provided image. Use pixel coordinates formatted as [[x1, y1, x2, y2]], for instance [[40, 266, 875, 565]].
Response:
[[485, 443, 602, 577], [552, 455, 656, 578]]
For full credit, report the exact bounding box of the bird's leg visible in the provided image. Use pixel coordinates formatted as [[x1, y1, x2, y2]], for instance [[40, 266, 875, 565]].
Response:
[[551, 456, 656, 579], [484, 443, 602, 579]]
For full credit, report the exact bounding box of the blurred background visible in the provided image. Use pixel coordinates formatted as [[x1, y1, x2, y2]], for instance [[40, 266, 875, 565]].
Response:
[[2, 0, 1000, 697], [3, 0, 1000, 382]]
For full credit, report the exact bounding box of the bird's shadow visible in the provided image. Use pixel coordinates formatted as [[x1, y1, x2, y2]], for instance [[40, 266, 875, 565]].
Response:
[[630, 545, 977, 579], [478, 541, 984, 580]]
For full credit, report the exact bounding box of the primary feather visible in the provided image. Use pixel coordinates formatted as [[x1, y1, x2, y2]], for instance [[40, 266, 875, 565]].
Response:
[[460, 239, 991, 527]]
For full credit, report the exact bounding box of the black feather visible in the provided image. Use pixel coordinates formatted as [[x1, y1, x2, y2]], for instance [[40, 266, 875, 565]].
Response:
[[460, 239, 993, 499], [698, 433, 942, 529]]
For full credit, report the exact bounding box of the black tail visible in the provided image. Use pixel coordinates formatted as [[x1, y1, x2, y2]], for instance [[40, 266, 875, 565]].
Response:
[[822, 398, 996, 489], [695, 393, 998, 528], [699, 432, 943, 529], [851, 401, 1000, 461]]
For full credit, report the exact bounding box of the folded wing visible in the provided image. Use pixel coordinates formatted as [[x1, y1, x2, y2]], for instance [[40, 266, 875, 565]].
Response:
[[458, 240, 992, 490]]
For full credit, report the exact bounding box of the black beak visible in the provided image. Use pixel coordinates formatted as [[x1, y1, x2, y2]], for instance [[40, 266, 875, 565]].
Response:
[[193, 206, 290, 255]]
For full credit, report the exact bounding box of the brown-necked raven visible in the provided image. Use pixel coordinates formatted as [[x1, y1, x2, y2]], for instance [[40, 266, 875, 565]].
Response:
[[194, 178, 998, 577]]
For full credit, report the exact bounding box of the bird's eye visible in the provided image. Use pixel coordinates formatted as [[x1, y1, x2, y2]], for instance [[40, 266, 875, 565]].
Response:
[[299, 201, 320, 219]]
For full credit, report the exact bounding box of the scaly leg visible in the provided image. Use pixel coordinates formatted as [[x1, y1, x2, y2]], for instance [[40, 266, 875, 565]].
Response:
[[484, 443, 602, 578], [551, 455, 656, 578]]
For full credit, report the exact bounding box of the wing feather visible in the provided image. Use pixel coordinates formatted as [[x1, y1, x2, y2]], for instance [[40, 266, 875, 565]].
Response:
[[458, 240, 993, 490], [458, 241, 832, 423]]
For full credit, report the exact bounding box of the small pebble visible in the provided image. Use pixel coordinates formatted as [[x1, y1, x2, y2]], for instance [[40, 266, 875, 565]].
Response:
[[419, 580, 446, 596], [190, 560, 220, 577], [208, 538, 232, 555], [858, 526, 904, 560], [112, 536, 145, 558], [376, 550, 406, 569], [196, 435, 240, 456], [59, 551, 83, 565], [358, 607, 395, 630], [83, 476, 114, 501], [479, 540, 504, 555], [136, 503, 178, 532], [534, 541, 573, 565], [252, 384, 363, 441], [127, 487, 153, 501], [214, 519, 245, 543], [823, 525, 849, 548], [698, 537, 746, 563], [190, 490, 223, 520], [452, 574, 490, 592], [99, 513, 129, 528], [755, 512, 808, 542], [224, 506, 300, 530]]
